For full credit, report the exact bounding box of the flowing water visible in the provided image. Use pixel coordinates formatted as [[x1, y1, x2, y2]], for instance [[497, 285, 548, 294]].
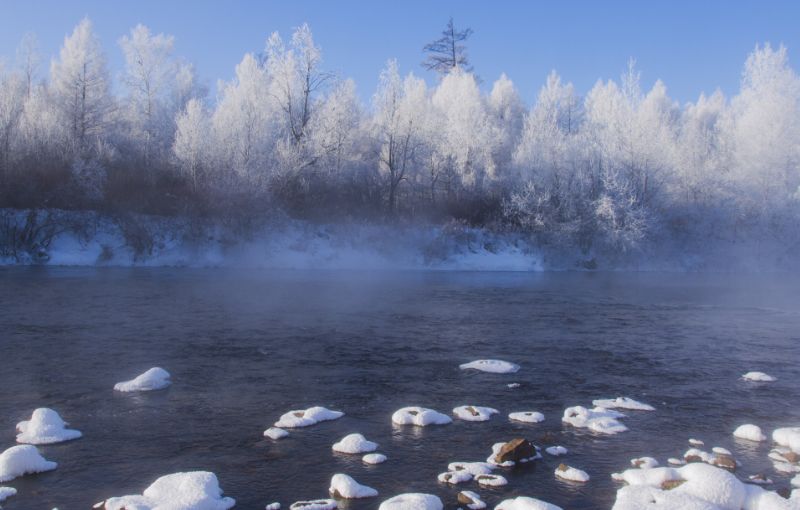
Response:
[[1, 267, 799, 509]]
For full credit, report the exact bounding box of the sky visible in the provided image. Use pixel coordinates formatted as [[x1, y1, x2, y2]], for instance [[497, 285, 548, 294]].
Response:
[[1, 0, 799, 106]]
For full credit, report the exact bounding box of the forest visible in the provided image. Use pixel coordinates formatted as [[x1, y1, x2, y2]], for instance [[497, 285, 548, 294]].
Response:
[[1, 18, 799, 266]]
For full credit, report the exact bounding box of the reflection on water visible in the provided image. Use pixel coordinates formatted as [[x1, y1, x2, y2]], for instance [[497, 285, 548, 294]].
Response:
[[0, 267, 799, 509]]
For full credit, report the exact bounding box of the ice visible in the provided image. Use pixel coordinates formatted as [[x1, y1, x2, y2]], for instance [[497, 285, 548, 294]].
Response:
[[274, 407, 344, 428], [555, 464, 589, 483], [453, 406, 498, 422], [592, 397, 655, 411], [102, 471, 235, 510], [509, 411, 544, 423], [289, 500, 337, 510], [545, 446, 567, 456], [114, 367, 171, 392], [742, 371, 777, 382], [0, 445, 57, 483], [0, 487, 17, 502], [459, 360, 520, 374], [475, 473, 507, 487], [562, 406, 628, 434], [332, 433, 378, 454], [362, 453, 387, 465], [263, 427, 289, 440], [391, 407, 452, 426], [328, 474, 378, 499], [457, 490, 485, 510], [495, 496, 563, 510], [16, 408, 82, 445], [378, 493, 443, 510], [774, 427, 800, 453], [733, 424, 766, 442]]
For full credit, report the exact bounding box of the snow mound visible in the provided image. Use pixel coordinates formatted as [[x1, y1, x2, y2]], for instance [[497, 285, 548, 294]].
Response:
[[475, 473, 507, 487], [487, 440, 541, 467], [328, 474, 378, 499], [391, 407, 452, 426], [16, 408, 82, 445], [546, 446, 568, 456], [264, 427, 289, 440], [363, 453, 387, 465], [0, 445, 57, 483], [102, 471, 235, 510], [447, 462, 494, 476], [593, 397, 655, 411], [265, 503, 281, 510], [555, 464, 589, 483], [774, 427, 800, 453], [507, 383, 521, 389], [459, 360, 520, 374], [668, 458, 686, 466], [562, 406, 628, 434], [495, 496, 563, 510], [114, 367, 171, 392], [733, 424, 766, 442], [457, 490, 485, 510], [274, 406, 344, 428], [689, 438, 704, 446], [332, 433, 378, 454], [509, 411, 544, 423], [453, 406, 499, 422], [438, 470, 473, 484], [631, 457, 659, 469], [289, 500, 337, 510], [0, 487, 17, 502], [378, 493, 442, 510], [742, 371, 777, 382], [712, 447, 731, 455]]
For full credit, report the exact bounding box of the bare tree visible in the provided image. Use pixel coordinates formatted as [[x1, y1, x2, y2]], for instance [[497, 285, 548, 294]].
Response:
[[422, 17, 474, 75]]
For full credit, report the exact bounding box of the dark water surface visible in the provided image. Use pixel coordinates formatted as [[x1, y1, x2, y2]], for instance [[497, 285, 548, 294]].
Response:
[[1, 268, 799, 509]]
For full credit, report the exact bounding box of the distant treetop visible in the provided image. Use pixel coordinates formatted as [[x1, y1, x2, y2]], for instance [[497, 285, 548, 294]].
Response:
[[422, 17, 474, 76]]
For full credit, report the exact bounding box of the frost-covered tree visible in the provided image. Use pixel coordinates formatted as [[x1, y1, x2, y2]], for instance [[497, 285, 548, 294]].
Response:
[[309, 78, 363, 177], [0, 69, 26, 180], [422, 18, 474, 75], [487, 74, 525, 177], [173, 98, 210, 192], [16, 32, 41, 98]]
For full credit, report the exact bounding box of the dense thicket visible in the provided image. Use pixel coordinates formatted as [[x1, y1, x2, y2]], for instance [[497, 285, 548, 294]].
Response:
[[2, 19, 800, 255]]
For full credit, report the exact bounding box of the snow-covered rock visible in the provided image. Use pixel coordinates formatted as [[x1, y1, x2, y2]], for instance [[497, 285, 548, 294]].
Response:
[[742, 371, 777, 382], [774, 427, 800, 453], [391, 407, 452, 426], [712, 447, 731, 456], [487, 439, 540, 466], [592, 397, 655, 411], [363, 453, 387, 465], [378, 493, 442, 510], [457, 490, 485, 510], [274, 407, 344, 428], [102, 471, 235, 510], [447, 462, 494, 476], [749, 474, 773, 485], [631, 457, 659, 469], [459, 360, 520, 374], [289, 500, 337, 510], [0, 487, 17, 502], [438, 470, 473, 484], [328, 474, 378, 499], [509, 411, 544, 423], [265, 503, 281, 510], [263, 427, 289, 440], [667, 458, 686, 466], [562, 406, 628, 434], [689, 438, 704, 446], [546, 446, 567, 456], [332, 433, 377, 454], [0, 445, 57, 483], [495, 496, 563, 510], [475, 473, 507, 487], [114, 367, 171, 392], [555, 464, 589, 483], [16, 408, 82, 445], [453, 406, 498, 422], [733, 424, 766, 442], [507, 383, 521, 389]]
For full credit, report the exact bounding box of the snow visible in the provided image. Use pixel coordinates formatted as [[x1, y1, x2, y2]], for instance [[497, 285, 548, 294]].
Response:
[[0, 487, 17, 502], [749, 474, 773, 485], [742, 371, 777, 382], [509, 411, 545, 423], [264, 427, 289, 440], [733, 424, 766, 442], [274, 406, 344, 428], [562, 406, 628, 434], [332, 433, 378, 454], [668, 458, 686, 466], [0, 445, 57, 483], [631, 457, 659, 469], [507, 383, 521, 389], [555, 464, 590, 483], [265, 503, 281, 510], [113, 367, 171, 392], [453, 406, 499, 422], [495, 496, 563, 510], [289, 500, 337, 510], [438, 470, 473, 484], [689, 438, 704, 446], [712, 447, 731, 455], [102, 471, 235, 510], [378, 493, 443, 510], [457, 490, 485, 510], [546, 446, 568, 456], [328, 474, 378, 499], [447, 462, 494, 476], [793, 474, 800, 487], [774, 427, 800, 453], [475, 474, 508, 487], [592, 397, 655, 411], [487, 441, 541, 467], [363, 453, 387, 465], [459, 359, 520, 374], [16, 408, 82, 445], [391, 407, 452, 426]]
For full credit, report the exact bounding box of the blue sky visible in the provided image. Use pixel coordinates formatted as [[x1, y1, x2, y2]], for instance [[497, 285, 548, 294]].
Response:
[[1, 0, 798, 105]]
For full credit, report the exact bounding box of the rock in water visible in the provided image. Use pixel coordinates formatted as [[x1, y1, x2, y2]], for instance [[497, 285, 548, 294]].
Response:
[[496, 438, 536, 464]]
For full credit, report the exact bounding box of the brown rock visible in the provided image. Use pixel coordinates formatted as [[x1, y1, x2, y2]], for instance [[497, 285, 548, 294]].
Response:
[[496, 438, 536, 464], [661, 479, 685, 490], [777, 488, 791, 499], [457, 492, 476, 505], [556, 463, 568, 472], [780, 451, 799, 463], [466, 406, 480, 416], [684, 454, 702, 463], [712, 454, 736, 472]]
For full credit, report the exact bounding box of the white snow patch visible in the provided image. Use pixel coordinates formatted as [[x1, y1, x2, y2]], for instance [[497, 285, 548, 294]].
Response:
[[459, 360, 520, 374], [667, 458, 686, 466], [509, 411, 544, 423], [712, 447, 731, 456], [437, 470, 473, 485], [328, 474, 378, 499], [495, 496, 563, 510], [289, 500, 337, 510], [0, 487, 17, 502], [475, 474, 507, 487], [265, 503, 281, 510], [546, 446, 568, 456], [114, 367, 171, 392], [507, 383, 521, 389], [362, 453, 387, 465], [592, 397, 655, 411], [378, 493, 442, 510], [447, 462, 494, 476], [555, 465, 589, 483], [264, 427, 289, 440], [733, 424, 766, 442], [0, 445, 57, 483], [774, 427, 800, 453], [102, 471, 235, 510], [689, 438, 704, 446], [742, 371, 777, 382], [274, 406, 344, 428], [562, 406, 628, 435], [332, 434, 378, 454], [391, 407, 452, 426], [453, 406, 499, 422], [457, 491, 485, 510], [631, 457, 659, 469], [16, 408, 82, 445]]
